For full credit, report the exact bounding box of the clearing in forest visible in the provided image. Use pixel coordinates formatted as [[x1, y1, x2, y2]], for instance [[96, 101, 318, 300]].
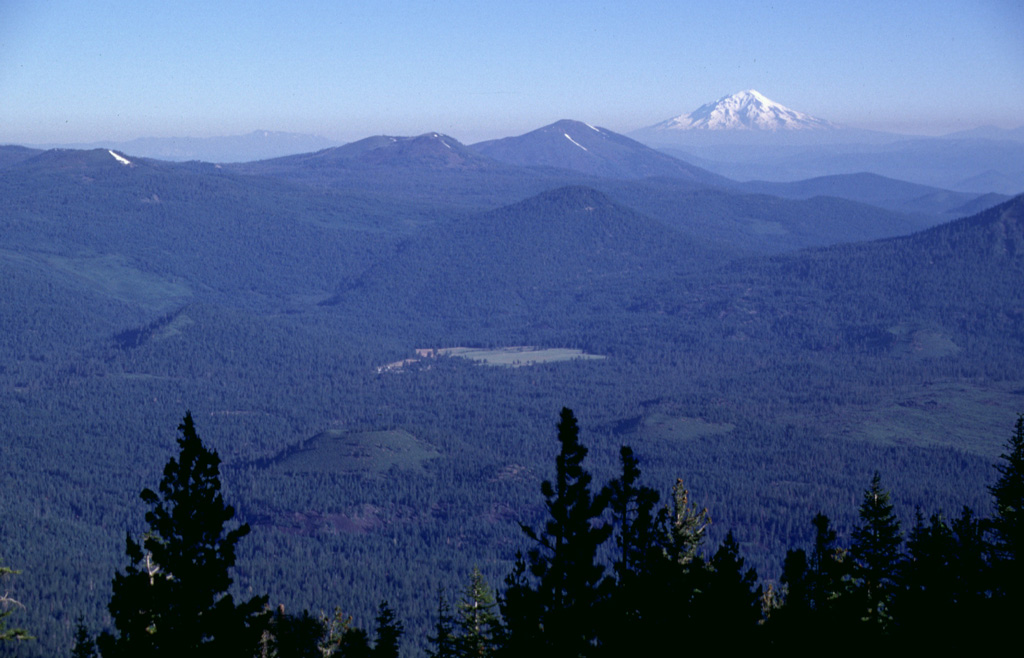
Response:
[[378, 346, 605, 372]]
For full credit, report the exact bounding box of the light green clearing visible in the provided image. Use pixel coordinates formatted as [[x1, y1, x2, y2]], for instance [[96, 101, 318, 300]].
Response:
[[0, 249, 191, 309], [837, 380, 1024, 457], [429, 346, 606, 367], [746, 219, 788, 236], [889, 323, 961, 359], [638, 413, 735, 442], [275, 429, 440, 474], [151, 312, 194, 342], [41, 254, 192, 307]]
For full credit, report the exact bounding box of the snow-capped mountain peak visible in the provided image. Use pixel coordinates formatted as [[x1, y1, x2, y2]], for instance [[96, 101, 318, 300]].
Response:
[[654, 90, 837, 132]]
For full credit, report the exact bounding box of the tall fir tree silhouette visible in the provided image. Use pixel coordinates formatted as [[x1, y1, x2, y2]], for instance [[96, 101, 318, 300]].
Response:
[[371, 600, 403, 658], [990, 414, 1024, 598], [850, 472, 902, 635], [502, 408, 610, 657], [99, 412, 267, 658]]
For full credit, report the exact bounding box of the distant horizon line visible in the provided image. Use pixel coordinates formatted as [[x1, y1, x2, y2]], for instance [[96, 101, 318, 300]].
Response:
[[7, 119, 1024, 151]]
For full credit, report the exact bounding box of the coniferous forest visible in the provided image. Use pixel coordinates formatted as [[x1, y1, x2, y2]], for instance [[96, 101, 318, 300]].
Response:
[[0, 140, 1022, 656], [9, 409, 1021, 656]]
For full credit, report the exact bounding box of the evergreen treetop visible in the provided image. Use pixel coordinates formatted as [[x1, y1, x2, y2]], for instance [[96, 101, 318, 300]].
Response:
[[990, 416, 1024, 556], [850, 472, 903, 631], [990, 414, 1024, 596], [372, 600, 403, 658], [0, 565, 32, 643], [454, 568, 502, 658], [99, 412, 267, 658], [503, 407, 611, 657]]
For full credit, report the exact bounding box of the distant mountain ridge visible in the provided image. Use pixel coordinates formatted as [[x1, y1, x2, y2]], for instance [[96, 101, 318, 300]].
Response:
[[942, 125, 1024, 142], [666, 136, 1024, 194], [470, 119, 727, 184], [25, 130, 339, 163], [224, 132, 577, 212], [736, 172, 1009, 218], [8, 147, 145, 174], [254, 132, 496, 170]]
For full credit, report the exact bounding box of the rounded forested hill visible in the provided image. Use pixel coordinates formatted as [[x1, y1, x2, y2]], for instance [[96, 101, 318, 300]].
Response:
[[325, 185, 716, 343]]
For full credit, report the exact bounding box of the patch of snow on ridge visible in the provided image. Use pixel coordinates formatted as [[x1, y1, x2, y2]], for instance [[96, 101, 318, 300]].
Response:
[[108, 150, 132, 166], [584, 123, 601, 132], [564, 133, 589, 151]]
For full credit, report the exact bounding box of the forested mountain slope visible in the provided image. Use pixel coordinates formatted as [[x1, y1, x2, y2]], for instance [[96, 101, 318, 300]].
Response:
[[0, 147, 1020, 655], [598, 180, 942, 253], [708, 191, 1024, 358], [471, 120, 727, 184], [227, 133, 579, 213]]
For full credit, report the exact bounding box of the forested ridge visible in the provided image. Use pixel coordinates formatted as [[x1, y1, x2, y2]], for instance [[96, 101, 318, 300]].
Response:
[[0, 145, 1022, 655]]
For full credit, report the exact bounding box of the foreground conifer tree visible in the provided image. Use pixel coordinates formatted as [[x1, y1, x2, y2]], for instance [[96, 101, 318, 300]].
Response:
[[990, 414, 1024, 598], [98, 412, 267, 658], [502, 408, 610, 657], [850, 472, 902, 634], [0, 564, 31, 643], [454, 568, 502, 657], [372, 600, 404, 658], [426, 588, 456, 658]]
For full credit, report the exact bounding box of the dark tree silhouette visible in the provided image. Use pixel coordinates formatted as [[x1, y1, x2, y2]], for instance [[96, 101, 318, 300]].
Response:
[[260, 605, 324, 658], [502, 408, 611, 657], [990, 414, 1024, 597], [850, 472, 903, 634], [426, 586, 456, 658], [71, 617, 97, 658], [98, 412, 267, 658], [372, 600, 403, 658], [694, 530, 762, 646], [599, 446, 678, 656]]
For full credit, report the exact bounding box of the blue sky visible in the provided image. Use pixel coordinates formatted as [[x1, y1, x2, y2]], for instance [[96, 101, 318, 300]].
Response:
[[1, 0, 1021, 145]]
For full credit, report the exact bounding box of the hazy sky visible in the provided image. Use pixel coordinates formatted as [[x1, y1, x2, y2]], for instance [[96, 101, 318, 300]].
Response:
[[1, 0, 1022, 145]]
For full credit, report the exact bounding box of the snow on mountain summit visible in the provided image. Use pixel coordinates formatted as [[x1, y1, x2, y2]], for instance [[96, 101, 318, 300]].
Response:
[[653, 90, 837, 132]]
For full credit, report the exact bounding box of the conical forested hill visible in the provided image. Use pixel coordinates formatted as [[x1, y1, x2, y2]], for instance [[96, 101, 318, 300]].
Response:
[[326, 185, 716, 343], [471, 119, 727, 184]]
